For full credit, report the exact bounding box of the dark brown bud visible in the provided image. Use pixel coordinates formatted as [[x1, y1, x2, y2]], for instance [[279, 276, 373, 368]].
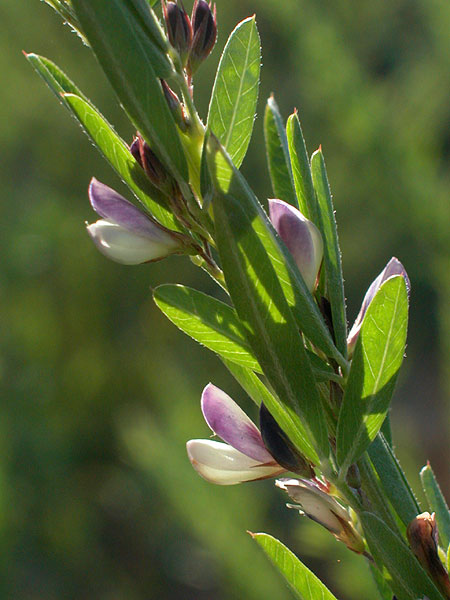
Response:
[[131, 134, 172, 192], [188, 0, 217, 75], [407, 512, 450, 599], [259, 403, 314, 477], [162, 1, 192, 65], [129, 137, 143, 167], [160, 80, 189, 132]]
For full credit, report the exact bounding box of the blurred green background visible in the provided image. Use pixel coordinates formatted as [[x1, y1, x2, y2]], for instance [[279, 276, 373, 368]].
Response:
[[1, 0, 449, 598]]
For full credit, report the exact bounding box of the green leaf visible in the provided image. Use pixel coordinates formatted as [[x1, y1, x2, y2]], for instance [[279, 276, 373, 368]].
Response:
[[63, 94, 182, 232], [208, 139, 330, 463], [311, 148, 347, 356], [25, 54, 182, 231], [368, 433, 421, 527], [252, 533, 339, 600], [71, 0, 189, 186], [420, 463, 450, 550], [336, 276, 408, 474], [207, 16, 260, 173], [154, 283, 336, 383], [286, 111, 317, 221], [264, 96, 297, 208], [153, 284, 260, 371], [206, 138, 344, 369], [25, 53, 90, 103], [360, 512, 443, 600]]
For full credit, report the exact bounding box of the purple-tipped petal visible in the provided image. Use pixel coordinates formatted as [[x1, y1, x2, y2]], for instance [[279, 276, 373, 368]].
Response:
[[201, 384, 274, 463], [269, 199, 323, 292], [348, 257, 409, 352], [86, 220, 179, 265], [186, 439, 283, 485], [89, 178, 158, 237]]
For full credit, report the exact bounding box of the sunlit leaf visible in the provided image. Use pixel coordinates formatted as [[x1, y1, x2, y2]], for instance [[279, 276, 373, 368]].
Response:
[[421, 463, 450, 550], [311, 148, 347, 356], [71, 0, 189, 186], [252, 533, 339, 600], [264, 96, 297, 207], [207, 17, 260, 174], [337, 276, 408, 475]]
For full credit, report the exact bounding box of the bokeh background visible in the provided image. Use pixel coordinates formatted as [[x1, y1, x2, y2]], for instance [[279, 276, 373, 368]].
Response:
[[2, 0, 449, 598]]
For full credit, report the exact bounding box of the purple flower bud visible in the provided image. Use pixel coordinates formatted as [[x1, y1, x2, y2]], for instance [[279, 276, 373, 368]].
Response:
[[347, 257, 410, 355], [86, 178, 182, 264], [162, 1, 192, 65], [269, 199, 323, 292], [186, 383, 284, 485], [259, 403, 314, 477], [188, 0, 217, 75]]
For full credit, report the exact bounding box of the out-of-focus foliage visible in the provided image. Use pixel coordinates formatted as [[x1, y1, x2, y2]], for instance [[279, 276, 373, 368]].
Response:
[[1, 0, 448, 598]]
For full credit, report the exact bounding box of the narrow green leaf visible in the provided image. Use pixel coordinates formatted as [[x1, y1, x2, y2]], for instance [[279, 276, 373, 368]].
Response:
[[368, 433, 421, 527], [337, 276, 409, 474], [208, 140, 330, 463], [153, 284, 260, 371], [63, 94, 181, 232], [360, 512, 443, 600], [264, 96, 297, 207], [206, 138, 344, 370], [252, 533, 339, 600], [420, 463, 450, 550], [25, 53, 90, 103], [26, 54, 181, 231], [311, 148, 347, 356], [154, 284, 336, 384], [71, 0, 189, 185], [207, 16, 261, 172], [286, 111, 317, 221]]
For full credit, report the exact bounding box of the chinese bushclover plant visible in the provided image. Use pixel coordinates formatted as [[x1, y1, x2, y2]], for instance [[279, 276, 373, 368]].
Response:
[[28, 1, 450, 599]]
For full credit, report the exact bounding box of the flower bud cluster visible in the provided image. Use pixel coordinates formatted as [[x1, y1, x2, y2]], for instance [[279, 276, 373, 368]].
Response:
[[162, 0, 217, 75]]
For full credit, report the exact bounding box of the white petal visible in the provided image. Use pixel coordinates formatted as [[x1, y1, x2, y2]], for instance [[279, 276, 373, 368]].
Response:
[[87, 220, 179, 264], [187, 439, 282, 485]]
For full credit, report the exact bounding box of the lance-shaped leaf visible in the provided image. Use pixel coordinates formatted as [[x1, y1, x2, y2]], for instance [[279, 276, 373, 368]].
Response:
[[155, 283, 337, 384], [207, 16, 260, 174], [368, 433, 421, 527], [421, 463, 450, 550], [65, 94, 183, 232], [154, 284, 260, 371], [286, 111, 317, 221], [207, 140, 330, 463], [311, 148, 347, 356], [251, 533, 339, 600], [264, 96, 297, 208], [25, 54, 182, 232], [71, 0, 189, 186], [205, 136, 345, 370], [336, 276, 409, 475], [360, 512, 443, 600]]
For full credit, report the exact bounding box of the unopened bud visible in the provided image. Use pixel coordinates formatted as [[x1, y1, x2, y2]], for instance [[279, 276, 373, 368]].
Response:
[[269, 199, 323, 292], [407, 512, 450, 599], [160, 80, 189, 132], [276, 478, 366, 554], [130, 135, 173, 193], [259, 403, 314, 477], [188, 0, 217, 75], [347, 257, 409, 356], [86, 178, 183, 265], [162, 1, 192, 65]]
